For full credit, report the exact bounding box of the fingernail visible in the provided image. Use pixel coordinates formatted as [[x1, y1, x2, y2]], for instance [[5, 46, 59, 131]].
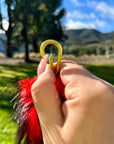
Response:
[[37, 55, 48, 76]]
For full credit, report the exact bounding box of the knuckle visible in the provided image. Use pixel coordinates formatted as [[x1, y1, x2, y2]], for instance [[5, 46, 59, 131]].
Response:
[[60, 66, 69, 76]]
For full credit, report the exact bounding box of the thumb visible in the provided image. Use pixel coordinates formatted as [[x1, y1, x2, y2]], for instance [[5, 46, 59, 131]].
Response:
[[31, 57, 63, 128]]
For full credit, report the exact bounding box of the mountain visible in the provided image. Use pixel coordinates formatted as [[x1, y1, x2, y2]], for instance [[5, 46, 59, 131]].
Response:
[[0, 29, 114, 54], [64, 29, 114, 45]]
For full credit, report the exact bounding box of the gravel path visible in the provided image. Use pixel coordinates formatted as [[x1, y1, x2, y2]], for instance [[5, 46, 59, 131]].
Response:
[[0, 58, 25, 65], [76, 57, 114, 64], [0, 57, 114, 65]]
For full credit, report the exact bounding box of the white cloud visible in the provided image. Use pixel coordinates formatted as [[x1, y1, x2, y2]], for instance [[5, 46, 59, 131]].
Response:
[[65, 19, 106, 30], [96, 2, 114, 19], [90, 13, 96, 19], [88, 1, 114, 19], [2, 19, 9, 31], [66, 19, 95, 29], [95, 19, 106, 27], [67, 10, 96, 20], [71, 0, 83, 6], [0, 19, 9, 33]]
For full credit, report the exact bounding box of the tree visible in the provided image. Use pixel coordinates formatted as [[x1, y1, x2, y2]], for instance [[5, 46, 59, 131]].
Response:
[[0, 0, 14, 57], [41, 1, 66, 42], [14, 0, 33, 62], [14, 0, 66, 61], [30, 1, 66, 53], [28, 4, 46, 53], [14, 0, 45, 61]]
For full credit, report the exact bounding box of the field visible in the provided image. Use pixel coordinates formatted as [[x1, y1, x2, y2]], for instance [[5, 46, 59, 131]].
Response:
[[0, 63, 114, 143]]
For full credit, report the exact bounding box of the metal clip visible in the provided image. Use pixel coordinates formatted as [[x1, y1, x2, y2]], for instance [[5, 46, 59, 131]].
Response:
[[40, 39, 62, 74]]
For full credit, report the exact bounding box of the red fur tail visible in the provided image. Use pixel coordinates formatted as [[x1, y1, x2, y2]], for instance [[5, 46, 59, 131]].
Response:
[[14, 74, 65, 144], [15, 77, 43, 144]]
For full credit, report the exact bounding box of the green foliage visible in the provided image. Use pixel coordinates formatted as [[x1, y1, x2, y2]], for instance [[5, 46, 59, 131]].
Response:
[[13, 0, 66, 54], [63, 29, 114, 56], [0, 0, 65, 58], [65, 40, 114, 56]]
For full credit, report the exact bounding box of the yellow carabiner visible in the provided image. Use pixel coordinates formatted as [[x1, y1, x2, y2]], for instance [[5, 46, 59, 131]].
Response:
[[40, 39, 62, 74]]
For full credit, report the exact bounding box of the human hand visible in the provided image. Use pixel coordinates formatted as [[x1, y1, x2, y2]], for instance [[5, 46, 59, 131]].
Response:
[[31, 56, 114, 144]]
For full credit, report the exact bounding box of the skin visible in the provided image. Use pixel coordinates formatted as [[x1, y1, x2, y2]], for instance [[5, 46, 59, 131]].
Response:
[[31, 56, 114, 144]]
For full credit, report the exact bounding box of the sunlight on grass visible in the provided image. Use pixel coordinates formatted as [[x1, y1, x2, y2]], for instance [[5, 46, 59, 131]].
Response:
[[0, 64, 37, 79], [0, 110, 17, 144], [0, 63, 37, 144]]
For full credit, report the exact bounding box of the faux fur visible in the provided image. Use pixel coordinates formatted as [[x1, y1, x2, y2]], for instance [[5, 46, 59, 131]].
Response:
[[14, 70, 65, 144]]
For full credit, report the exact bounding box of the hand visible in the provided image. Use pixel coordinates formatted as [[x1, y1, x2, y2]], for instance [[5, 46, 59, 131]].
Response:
[[31, 57, 114, 144]]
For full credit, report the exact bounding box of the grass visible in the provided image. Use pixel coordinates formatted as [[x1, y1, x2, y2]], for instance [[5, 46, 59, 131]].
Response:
[[85, 63, 114, 85], [0, 63, 114, 143], [0, 64, 37, 144]]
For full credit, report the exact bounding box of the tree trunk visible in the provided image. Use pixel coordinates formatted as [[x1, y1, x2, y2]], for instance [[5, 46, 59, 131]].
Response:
[[6, 31, 12, 57], [33, 39, 39, 53], [22, 19, 29, 62], [6, 3, 12, 57]]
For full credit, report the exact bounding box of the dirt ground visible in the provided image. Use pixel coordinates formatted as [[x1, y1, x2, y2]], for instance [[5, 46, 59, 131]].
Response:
[[0, 56, 114, 65], [0, 58, 25, 65], [76, 57, 114, 64]]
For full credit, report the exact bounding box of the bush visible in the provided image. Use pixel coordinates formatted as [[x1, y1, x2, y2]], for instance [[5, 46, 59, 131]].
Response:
[[29, 52, 41, 59], [0, 53, 6, 58], [13, 53, 25, 58]]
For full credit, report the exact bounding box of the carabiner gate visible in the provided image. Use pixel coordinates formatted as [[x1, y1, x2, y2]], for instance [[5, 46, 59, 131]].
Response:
[[40, 39, 62, 74]]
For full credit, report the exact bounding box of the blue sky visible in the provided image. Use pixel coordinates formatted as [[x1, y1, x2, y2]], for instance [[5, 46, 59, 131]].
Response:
[[62, 0, 114, 33], [0, 0, 114, 33]]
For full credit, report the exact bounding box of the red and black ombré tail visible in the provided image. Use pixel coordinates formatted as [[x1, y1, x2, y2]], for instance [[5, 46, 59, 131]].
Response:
[[14, 72, 65, 144]]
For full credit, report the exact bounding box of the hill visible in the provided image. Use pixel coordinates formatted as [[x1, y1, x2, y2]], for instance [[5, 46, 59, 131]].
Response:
[[64, 29, 114, 45], [0, 29, 114, 55]]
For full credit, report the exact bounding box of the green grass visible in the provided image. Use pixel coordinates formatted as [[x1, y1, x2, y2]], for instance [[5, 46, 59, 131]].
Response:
[[0, 63, 114, 143], [0, 64, 37, 144], [85, 63, 114, 85]]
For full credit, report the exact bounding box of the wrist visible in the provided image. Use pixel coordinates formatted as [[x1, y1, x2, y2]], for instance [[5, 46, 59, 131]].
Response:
[[41, 126, 64, 144]]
